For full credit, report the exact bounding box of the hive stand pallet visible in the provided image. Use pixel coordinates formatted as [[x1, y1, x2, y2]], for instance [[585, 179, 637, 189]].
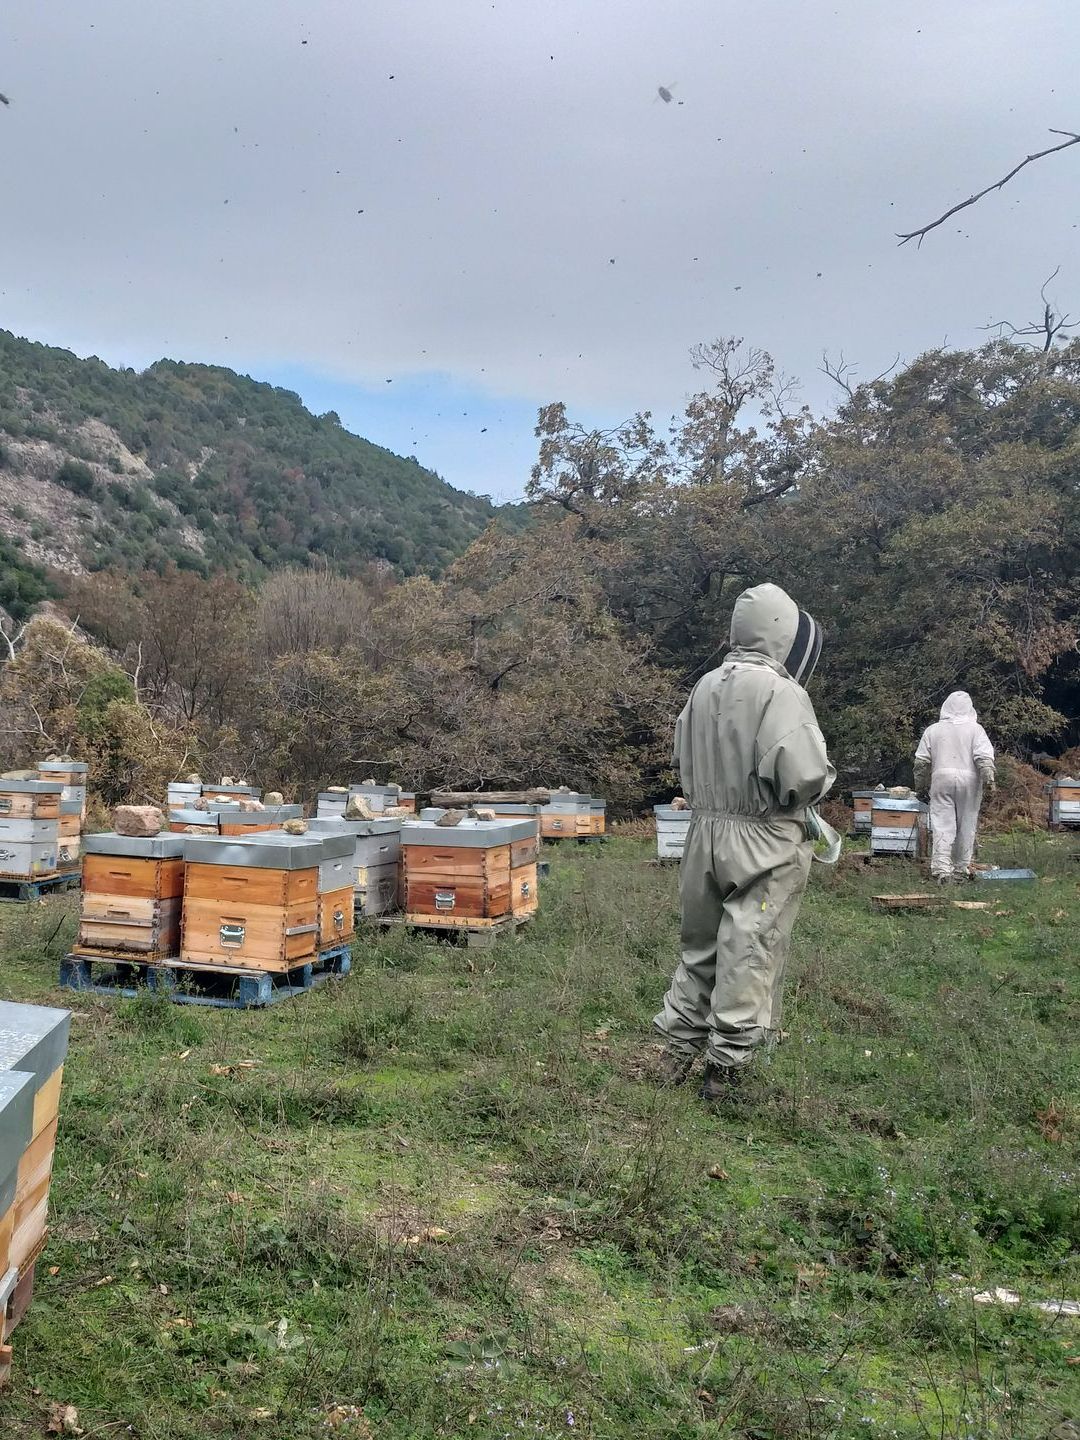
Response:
[[0, 871, 80, 903], [370, 912, 533, 949], [60, 944, 351, 1009]]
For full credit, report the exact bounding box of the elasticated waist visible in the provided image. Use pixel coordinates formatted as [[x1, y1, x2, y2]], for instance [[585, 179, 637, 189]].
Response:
[[691, 808, 803, 824]]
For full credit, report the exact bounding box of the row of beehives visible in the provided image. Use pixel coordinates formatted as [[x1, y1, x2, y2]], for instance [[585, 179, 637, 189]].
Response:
[[654, 794, 932, 862], [75, 806, 544, 968], [0, 1000, 70, 1385], [0, 762, 87, 882]]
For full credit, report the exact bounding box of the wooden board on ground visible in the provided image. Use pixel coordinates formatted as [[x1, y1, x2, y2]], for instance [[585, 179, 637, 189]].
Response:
[[870, 893, 942, 911]]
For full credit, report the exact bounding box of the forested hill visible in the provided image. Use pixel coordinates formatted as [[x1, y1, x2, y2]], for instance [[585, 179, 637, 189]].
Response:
[[0, 330, 511, 593]]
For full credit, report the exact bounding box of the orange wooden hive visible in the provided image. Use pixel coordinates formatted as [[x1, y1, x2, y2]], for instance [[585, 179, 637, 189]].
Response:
[[180, 833, 321, 971], [401, 817, 538, 926], [76, 833, 186, 959], [0, 1001, 71, 1326]]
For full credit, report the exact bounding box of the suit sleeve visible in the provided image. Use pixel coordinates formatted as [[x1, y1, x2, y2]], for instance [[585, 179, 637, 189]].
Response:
[[914, 727, 933, 765], [971, 725, 994, 765], [672, 697, 691, 792], [758, 722, 835, 810]]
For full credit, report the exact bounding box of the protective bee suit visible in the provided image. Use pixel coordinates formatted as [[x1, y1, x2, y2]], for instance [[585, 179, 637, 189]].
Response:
[[653, 583, 835, 1078], [914, 692, 995, 880]]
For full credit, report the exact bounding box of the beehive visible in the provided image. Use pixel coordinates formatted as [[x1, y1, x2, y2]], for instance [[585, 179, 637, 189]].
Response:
[[850, 789, 879, 836], [654, 804, 692, 860], [401, 817, 538, 924], [315, 832, 357, 948], [181, 834, 321, 971], [870, 797, 930, 859], [587, 800, 607, 836], [539, 794, 592, 839], [307, 817, 402, 916], [168, 807, 220, 835], [203, 784, 261, 803], [0, 1070, 34, 1359], [58, 798, 83, 869], [167, 781, 202, 809], [0, 1001, 71, 1281], [1049, 778, 1080, 828], [210, 805, 304, 836], [0, 782, 62, 879], [77, 833, 186, 958], [38, 761, 87, 820]]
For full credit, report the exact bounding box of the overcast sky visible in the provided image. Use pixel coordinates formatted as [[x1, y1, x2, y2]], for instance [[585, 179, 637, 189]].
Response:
[[2, 0, 1078, 499]]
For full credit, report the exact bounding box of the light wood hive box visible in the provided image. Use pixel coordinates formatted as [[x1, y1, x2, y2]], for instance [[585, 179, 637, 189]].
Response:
[[401, 817, 539, 924], [77, 833, 187, 958], [0, 1002, 71, 1302], [181, 834, 322, 971], [0, 781, 62, 822]]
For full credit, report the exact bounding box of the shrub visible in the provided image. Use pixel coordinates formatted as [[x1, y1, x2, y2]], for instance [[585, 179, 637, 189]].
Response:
[[56, 458, 98, 498]]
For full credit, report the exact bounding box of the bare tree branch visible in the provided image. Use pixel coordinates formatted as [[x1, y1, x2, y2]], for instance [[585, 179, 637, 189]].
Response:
[[898, 129, 1080, 247], [0, 616, 27, 664], [821, 350, 901, 397], [982, 267, 1079, 352]]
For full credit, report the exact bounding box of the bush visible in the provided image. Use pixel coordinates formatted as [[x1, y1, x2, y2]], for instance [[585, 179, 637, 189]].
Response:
[[56, 458, 98, 497]]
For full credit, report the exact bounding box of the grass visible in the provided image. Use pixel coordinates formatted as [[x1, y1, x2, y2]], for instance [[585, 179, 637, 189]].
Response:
[[0, 832, 1078, 1439]]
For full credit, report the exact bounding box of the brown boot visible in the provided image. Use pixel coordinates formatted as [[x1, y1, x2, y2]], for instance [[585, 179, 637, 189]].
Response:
[[700, 1062, 750, 1107]]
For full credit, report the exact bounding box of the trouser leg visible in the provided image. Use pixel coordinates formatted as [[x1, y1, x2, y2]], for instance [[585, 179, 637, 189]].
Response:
[[653, 823, 721, 1056], [929, 786, 958, 878], [706, 845, 812, 1068], [952, 777, 983, 875]]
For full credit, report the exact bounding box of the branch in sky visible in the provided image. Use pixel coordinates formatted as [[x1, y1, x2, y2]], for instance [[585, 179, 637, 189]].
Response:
[[898, 129, 1080, 247]]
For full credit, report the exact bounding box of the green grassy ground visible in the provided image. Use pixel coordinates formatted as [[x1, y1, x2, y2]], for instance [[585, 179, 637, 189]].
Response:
[[0, 833, 1078, 1439]]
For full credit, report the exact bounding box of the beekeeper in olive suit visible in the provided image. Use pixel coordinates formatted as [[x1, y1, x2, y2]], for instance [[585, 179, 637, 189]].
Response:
[[914, 692, 995, 883], [654, 583, 835, 1105]]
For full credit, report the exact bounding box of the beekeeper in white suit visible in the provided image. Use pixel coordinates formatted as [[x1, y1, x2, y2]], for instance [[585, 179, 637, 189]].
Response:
[[914, 692, 995, 883]]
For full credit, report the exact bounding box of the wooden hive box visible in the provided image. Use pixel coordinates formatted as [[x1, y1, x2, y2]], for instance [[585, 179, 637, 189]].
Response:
[[587, 800, 607, 836], [870, 798, 930, 859], [307, 817, 402, 917], [210, 804, 304, 837], [0, 817, 60, 881], [242, 830, 356, 948], [349, 783, 417, 814], [540, 795, 592, 839], [850, 789, 880, 834], [38, 761, 88, 823], [401, 817, 538, 924], [0, 1001, 71, 1280], [181, 834, 321, 971], [1049, 778, 1080, 828], [168, 808, 221, 835], [202, 784, 261, 803], [655, 804, 692, 860], [77, 833, 186, 958]]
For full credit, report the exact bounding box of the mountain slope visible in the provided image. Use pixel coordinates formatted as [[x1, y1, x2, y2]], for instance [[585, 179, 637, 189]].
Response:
[[0, 330, 511, 581]]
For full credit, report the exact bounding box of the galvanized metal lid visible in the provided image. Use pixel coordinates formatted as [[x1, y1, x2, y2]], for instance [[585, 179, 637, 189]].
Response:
[[183, 834, 323, 869], [0, 1001, 72, 1096], [588, 800, 606, 813], [39, 761, 89, 775], [60, 798, 84, 815], [543, 792, 592, 804], [0, 779, 64, 794], [654, 805, 692, 820], [349, 783, 402, 796], [214, 806, 305, 825], [246, 829, 355, 861], [543, 800, 591, 812], [850, 788, 884, 798], [872, 797, 928, 813], [0, 1069, 35, 1204], [307, 816, 402, 838], [402, 818, 535, 848], [476, 802, 541, 815], [170, 808, 220, 827], [203, 786, 260, 798], [83, 832, 187, 858]]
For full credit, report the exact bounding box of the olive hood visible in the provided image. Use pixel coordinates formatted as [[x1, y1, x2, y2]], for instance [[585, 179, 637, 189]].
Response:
[[729, 583, 823, 685]]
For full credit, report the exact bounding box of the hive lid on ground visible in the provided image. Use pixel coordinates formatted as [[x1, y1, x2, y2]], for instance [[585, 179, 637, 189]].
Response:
[[83, 832, 187, 859], [872, 797, 928, 813], [0, 1069, 35, 1204], [0, 779, 64, 794], [38, 761, 89, 775], [654, 804, 692, 820], [402, 818, 535, 847], [183, 834, 323, 869], [0, 1000, 72, 1093], [307, 816, 402, 838]]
